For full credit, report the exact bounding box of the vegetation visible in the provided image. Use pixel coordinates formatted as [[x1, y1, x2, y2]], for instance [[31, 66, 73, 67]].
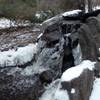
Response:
[[0, 0, 100, 23]]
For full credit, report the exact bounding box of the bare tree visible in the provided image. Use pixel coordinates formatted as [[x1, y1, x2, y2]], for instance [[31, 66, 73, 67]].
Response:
[[77, 0, 85, 12], [87, 0, 93, 12]]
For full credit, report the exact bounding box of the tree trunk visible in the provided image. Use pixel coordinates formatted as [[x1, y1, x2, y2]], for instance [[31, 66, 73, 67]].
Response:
[[88, 0, 93, 12]]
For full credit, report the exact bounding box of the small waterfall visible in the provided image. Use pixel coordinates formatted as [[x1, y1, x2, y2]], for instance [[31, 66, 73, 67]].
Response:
[[39, 79, 69, 100], [72, 44, 82, 65]]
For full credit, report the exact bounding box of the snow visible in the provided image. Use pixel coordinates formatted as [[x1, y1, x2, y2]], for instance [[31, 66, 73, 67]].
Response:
[[0, 43, 38, 67], [89, 78, 100, 100], [0, 18, 30, 29], [35, 13, 41, 19], [93, 6, 100, 11], [0, 18, 13, 29], [61, 60, 96, 82], [21, 64, 46, 76], [62, 10, 82, 17], [71, 88, 76, 94]]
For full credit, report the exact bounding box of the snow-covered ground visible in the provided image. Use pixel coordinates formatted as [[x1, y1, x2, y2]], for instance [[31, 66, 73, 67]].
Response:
[[0, 43, 38, 67], [0, 18, 31, 29]]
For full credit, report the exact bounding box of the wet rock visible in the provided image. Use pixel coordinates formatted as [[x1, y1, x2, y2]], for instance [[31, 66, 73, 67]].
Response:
[[39, 70, 53, 83], [78, 24, 98, 61]]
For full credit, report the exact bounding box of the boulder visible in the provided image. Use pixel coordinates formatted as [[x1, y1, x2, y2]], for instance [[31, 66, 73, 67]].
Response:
[[78, 24, 98, 61], [61, 60, 95, 100]]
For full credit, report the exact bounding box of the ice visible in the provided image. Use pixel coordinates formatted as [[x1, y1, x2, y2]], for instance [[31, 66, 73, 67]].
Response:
[[72, 44, 82, 65], [37, 33, 43, 39], [54, 89, 69, 100], [90, 78, 100, 100]]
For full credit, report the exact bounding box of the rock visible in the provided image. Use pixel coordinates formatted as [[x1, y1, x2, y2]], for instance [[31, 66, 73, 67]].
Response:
[[78, 24, 98, 61], [0, 68, 43, 100], [39, 70, 53, 83], [61, 61, 95, 100], [41, 23, 62, 46], [61, 69, 94, 100]]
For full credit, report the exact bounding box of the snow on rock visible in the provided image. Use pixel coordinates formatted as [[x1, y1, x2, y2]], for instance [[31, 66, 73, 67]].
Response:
[[61, 60, 96, 82], [0, 43, 38, 67], [0, 18, 13, 29], [62, 10, 82, 17], [89, 78, 100, 100], [93, 6, 100, 11], [71, 88, 76, 94]]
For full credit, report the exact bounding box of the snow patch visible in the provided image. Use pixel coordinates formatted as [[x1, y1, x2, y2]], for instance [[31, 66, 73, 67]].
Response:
[[71, 88, 76, 94], [35, 13, 41, 19], [93, 6, 100, 11], [61, 60, 95, 82], [0, 43, 38, 67], [62, 10, 82, 17], [90, 78, 100, 100], [0, 18, 30, 29]]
